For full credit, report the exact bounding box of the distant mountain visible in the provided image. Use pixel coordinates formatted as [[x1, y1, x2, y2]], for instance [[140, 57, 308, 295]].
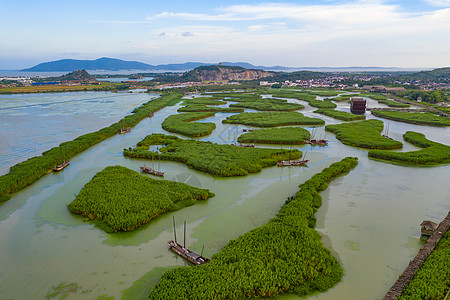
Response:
[[22, 57, 153, 72], [21, 57, 430, 73], [396, 67, 450, 82]]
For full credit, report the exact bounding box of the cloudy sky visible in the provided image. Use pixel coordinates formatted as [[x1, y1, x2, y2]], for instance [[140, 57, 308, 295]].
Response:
[[1, 0, 450, 69]]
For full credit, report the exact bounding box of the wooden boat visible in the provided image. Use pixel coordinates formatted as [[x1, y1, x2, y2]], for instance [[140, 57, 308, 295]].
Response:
[[231, 143, 255, 147], [168, 240, 210, 265], [140, 165, 164, 177], [149, 110, 154, 118], [118, 127, 131, 134], [277, 159, 308, 166], [305, 139, 328, 146], [53, 160, 70, 172]]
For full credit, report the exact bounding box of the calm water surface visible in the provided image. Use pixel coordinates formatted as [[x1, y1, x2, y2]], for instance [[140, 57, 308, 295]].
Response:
[[0, 93, 448, 299]]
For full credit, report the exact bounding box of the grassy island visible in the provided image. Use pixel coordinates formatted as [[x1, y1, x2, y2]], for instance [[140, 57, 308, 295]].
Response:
[[238, 127, 310, 144], [368, 131, 450, 165], [229, 99, 304, 111], [149, 157, 359, 299], [371, 110, 450, 127], [377, 99, 410, 108], [123, 134, 301, 176], [314, 109, 366, 121], [178, 104, 243, 113], [398, 229, 450, 300], [266, 90, 337, 108], [68, 166, 214, 233], [162, 112, 216, 137], [325, 119, 403, 149], [0, 92, 183, 204], [223, 112, 325, 127]]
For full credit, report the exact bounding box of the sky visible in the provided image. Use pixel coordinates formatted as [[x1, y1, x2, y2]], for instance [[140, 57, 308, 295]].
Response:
[[1, 0, 450, 69]]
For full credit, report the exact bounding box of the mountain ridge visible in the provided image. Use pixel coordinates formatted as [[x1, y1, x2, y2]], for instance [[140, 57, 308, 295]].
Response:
[[21, 57, 423, 72]]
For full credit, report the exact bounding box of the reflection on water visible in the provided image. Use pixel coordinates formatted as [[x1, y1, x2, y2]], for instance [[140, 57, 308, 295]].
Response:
[[0, 93, 448, 299]]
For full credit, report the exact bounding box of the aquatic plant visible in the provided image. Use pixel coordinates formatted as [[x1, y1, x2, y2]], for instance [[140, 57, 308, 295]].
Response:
[[376, 99, 410, 108], [368, 131, 450, 165], [223, 112, 325, 127], [314, 109, 366, 121], [68, 166, 213, 232], [229, 99, 304, 111], [237, 127, 310, 144], [325, 119, 403, 149], [162, 112, 216, 137], [371, 110, 450, 127], [178, 104, 243, 113], [398, 229, 450, 300], [0, 92, 184, 203], [148, 157, 359, 299], [124, 134, 301, 177]]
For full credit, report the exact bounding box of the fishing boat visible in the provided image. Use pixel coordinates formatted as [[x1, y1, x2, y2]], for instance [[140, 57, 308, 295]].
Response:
[[140, 165, 164, 177], [231, 143, 255, 147], [168, 240, 210, 265], [168, 217, 210, 265], [305, 139, 328, 146], [149, 110, 154, 118], [53, 160, 70, 172], [242, 128, 256, 132], [140, 153, 164, 176], [277, 147, 308, 166], [118, 120, 131, 134], [382, 122, 393, 140], [277, 159, 308, 166]]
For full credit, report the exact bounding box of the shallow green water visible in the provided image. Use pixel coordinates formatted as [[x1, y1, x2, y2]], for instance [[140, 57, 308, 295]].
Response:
[[0, 94, 448, 299]]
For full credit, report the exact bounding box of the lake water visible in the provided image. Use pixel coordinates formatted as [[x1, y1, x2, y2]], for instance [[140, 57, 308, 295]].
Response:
[[0, 93, 448, 299], [0, 91, 156, 175]]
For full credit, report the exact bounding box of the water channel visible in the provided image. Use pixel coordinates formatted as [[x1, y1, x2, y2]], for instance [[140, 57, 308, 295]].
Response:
[[0, 92, 448, 299]]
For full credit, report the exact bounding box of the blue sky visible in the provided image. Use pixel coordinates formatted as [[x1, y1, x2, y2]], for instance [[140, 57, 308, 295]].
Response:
[[1, 0, 449, 69]]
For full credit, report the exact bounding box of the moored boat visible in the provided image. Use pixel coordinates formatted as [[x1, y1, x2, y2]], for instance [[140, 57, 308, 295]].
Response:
[[276, 159, 308, 166], [118, 127, 131, 134], [168, 240, 210, 265], [140, 165, 164, 177], [231, 143, 255, 147], [53, 160, 70, 172]]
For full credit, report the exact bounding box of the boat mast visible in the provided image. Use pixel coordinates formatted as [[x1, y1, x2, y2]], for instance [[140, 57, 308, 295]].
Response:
[[184, 221, 186, 248], [173, 216, 177, 244]]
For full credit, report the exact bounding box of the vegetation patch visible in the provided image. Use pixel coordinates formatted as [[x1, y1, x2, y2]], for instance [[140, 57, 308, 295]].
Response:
[[325, 119, 403, 149], [0, 92, 183, 204], [238, 127, 310, 144], [148, 157, 358, 299], [229, 99, 304, 111], [368, 131, 450, 165], [124, 134, 301, 176], [223, 112, 325, 127], [398, 229, 450, 300], [377, 99, 410, 108], [314, 109, 366, 121], [266, 90, 337, 108], [162, 112, 216, 137], [178, 104, 243, 113], [371, 110, 450, 127], [68, 166, 213, 232]]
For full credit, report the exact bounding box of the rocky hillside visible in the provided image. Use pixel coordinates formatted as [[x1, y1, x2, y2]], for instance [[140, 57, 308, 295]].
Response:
[[183, 65, 274, 82]]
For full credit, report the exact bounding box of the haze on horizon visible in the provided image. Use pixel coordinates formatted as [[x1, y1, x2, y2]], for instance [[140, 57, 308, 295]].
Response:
[[1, 0, 450, 70]]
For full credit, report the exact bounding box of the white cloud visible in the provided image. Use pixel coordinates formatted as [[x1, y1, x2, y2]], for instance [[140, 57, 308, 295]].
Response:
[[424, 0, 450, 6]]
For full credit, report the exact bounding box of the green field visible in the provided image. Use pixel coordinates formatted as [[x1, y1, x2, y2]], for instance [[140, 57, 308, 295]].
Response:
[[371, 110, 450, 127], [149, 157, 358, 299], [368, 131, 450, 165], [223, 112, 325, 127], [68, 166, 214, 232], [325, 119, 403, 149], [123, 134, 301, 176], [238, 127, 310, 144], [161, 112, 216, 137], [398, 229, 450, 300], [314, 109, 366, 121]]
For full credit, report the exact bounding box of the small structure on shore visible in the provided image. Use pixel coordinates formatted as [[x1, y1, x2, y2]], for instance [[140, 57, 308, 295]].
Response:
[[420, 220, 438, 236], [350, 97, 366, 114]]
